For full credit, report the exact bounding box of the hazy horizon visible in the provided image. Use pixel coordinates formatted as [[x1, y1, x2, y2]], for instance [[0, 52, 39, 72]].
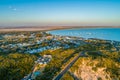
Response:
[[0, 0, 120, 27]]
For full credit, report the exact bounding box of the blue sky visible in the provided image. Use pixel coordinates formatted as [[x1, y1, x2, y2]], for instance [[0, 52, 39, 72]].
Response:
[[0, 0, 120, 27]]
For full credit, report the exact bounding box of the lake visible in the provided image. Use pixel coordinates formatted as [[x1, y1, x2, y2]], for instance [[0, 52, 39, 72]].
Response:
[[48, 28, 120, 41]]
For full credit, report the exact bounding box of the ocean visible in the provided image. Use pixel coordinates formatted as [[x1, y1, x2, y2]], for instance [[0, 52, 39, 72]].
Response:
[[48, 28, 120, 41]]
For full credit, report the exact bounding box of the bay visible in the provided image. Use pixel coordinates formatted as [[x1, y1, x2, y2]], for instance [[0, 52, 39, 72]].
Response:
[[48, 28, 120, 41]]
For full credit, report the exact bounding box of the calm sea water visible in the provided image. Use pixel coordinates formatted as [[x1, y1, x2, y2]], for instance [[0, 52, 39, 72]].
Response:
[[48, 28, 120, 41]]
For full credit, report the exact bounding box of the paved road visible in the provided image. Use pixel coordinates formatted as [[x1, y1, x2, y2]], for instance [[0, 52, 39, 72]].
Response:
[[112, 42, 119, 51], [53, 51, 86, 80], [114, 45, 119, 51]]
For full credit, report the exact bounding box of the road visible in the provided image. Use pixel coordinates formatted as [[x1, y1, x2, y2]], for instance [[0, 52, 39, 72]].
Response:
[[114, 44, 119, 51], [53, 51, 86, 80], [112, 42, 119, 51]]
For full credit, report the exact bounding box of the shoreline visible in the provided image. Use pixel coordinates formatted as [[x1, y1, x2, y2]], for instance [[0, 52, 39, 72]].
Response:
[[0, 26, 120, 32], [48, 28, 120, 42]]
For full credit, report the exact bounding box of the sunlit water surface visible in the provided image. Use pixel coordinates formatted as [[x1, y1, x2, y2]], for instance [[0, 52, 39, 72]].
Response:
[[48, 28, 120, 41]]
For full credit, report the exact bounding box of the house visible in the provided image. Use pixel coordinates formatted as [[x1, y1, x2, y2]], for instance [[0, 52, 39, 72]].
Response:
[[35, 55, 52, 65], [43, 55, 52, 59]]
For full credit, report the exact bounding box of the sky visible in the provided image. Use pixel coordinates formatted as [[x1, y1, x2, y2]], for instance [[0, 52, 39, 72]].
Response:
[[0, 0, 120, 27]]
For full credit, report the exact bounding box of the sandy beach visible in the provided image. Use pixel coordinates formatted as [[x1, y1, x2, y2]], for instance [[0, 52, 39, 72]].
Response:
[[0, 26, 120, 32]]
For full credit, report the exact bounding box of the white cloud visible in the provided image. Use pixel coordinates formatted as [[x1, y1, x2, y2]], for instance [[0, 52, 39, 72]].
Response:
[[13, 8, 17, 11], [8, 6, 17, 11]]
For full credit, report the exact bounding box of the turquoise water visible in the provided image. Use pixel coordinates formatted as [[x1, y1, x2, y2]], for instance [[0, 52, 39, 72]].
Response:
[[48, 28, 120, 41], [33, 71, 40, 76]]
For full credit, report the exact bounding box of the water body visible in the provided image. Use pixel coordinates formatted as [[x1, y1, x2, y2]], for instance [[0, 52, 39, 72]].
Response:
[[48, 28, 120, 41]]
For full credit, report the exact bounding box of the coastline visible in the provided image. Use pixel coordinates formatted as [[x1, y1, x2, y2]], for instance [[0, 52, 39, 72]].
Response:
[[0, 26, 120, 32], [48, 28, 120, 42]]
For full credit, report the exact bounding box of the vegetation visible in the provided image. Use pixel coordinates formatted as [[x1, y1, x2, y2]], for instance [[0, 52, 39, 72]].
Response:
[[62, 50, 120, 80], [0, 53, 37, 80], [61, 72, 74, 80], [0, 31, 120, 80], [36, 48, 77, 80]]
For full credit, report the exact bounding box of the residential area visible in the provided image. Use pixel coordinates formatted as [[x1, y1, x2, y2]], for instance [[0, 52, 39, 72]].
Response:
[[0, 32, 86, 54], [22, 55, 52, 80], [0, 31, 120, 80]]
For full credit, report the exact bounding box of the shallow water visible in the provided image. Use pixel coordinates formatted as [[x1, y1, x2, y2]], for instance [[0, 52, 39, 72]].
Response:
[[48, 28, 120, 41]]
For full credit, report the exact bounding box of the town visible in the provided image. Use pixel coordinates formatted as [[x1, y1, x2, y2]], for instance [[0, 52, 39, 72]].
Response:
[[0, 31, 86, 54], [0, 31, 119, 80], [0, 32, 120, 54]]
